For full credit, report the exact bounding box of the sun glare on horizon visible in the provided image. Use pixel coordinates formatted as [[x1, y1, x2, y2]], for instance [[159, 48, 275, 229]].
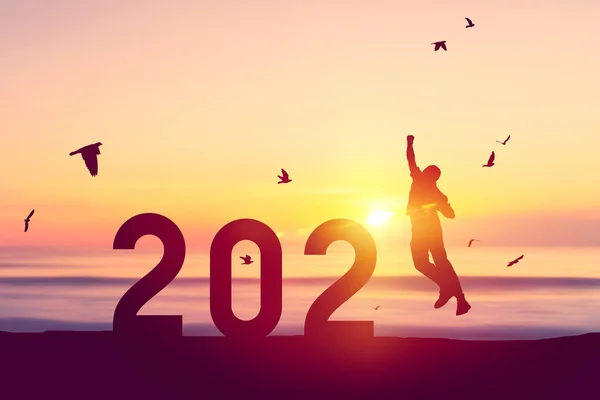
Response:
[[366, 210, 395, 227]]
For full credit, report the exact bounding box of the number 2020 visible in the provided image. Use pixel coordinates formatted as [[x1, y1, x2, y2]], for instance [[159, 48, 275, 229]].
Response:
[[113, 213, 377, 339]]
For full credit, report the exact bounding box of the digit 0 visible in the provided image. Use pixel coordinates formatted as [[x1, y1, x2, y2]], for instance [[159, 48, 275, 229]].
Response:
[[210, 219, 282, 338]]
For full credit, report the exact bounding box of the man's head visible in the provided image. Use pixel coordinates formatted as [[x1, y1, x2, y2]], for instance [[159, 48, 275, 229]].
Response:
[[423, 165, 441, 182]]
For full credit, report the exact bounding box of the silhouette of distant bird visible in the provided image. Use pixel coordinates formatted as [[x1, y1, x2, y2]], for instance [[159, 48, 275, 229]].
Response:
[[277, 169, 292, 184], [69, 142, 102, 176], [432, 41, 447, 51], [465, 17, 475, 28], [507, 255, 524, 267], [24, 209, 34, 232], [468, 239, 480, 248], [373, 306, 380, 310], [496, 135, 511, 145], [240, 255, 254, 265], [482, 151, 495, 167]]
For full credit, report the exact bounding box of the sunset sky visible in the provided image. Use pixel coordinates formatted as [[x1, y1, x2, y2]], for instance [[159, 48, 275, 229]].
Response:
[[1, 0, 599, 254]]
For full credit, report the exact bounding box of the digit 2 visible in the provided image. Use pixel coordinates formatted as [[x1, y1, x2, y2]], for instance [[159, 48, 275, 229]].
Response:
[[112, 213, 186, 337], [210, 219, 282, 338], [304, 219, 377, 338]]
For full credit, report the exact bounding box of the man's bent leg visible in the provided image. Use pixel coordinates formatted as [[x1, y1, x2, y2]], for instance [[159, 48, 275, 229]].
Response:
[[410, 238, 441, 288], [430, 244, 463, 297], [430, 244, 471, 315]]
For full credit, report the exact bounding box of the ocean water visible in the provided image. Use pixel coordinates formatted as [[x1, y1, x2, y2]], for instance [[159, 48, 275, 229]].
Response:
[[1, 245, 600, 340]]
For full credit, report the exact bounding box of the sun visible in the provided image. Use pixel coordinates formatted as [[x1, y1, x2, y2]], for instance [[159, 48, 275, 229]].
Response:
[[366, 209, 395, 227]]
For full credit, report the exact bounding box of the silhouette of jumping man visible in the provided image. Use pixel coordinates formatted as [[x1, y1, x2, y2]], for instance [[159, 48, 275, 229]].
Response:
[[405, 135, 471, 316]]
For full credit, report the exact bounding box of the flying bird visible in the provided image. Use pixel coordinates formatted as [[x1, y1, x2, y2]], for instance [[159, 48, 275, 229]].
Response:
[[507, 255, 524, 267], [240, 255, 253, 265], [465, 17, 475, 28], [373, 306, 380, 310], [468, 239, 480, 248], [431, 41, 447, 51], [24, 209, 35, 232], [482, 151, 495, 167], [69, 142, 103, 177], [277, 169, 292, 184], [496, 135, 511, 145]]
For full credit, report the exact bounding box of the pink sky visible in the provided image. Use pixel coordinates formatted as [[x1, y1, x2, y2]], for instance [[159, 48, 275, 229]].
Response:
[[0, 1, 599, 252]]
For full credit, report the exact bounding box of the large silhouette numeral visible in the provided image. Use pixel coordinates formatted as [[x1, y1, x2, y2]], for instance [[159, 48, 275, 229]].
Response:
[[113, 213, 186, 337], [304, 219, 377, 338], [210, 219, 282, 338]]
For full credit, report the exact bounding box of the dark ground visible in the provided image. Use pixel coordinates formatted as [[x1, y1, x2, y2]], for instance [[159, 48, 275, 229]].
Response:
[[1, 331, 598, 399]]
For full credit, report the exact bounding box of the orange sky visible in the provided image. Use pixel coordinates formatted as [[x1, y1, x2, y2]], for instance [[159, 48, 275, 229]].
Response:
[[0, 1, 599, 252]]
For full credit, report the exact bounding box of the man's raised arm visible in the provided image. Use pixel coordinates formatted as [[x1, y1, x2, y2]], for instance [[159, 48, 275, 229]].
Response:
[[406, 135, 420, 175]]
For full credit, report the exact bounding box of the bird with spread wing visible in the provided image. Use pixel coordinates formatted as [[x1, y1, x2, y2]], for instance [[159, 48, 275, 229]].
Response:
[[496, 135, 511, 145], [482, 151, 495, 167], [70, 142, 103, 177], [277, 169, 292, 184], [507, 255, 524, 267], [431, 41, 447, 51], [24, 209, 35, 232], [240, 255, 254, 265]]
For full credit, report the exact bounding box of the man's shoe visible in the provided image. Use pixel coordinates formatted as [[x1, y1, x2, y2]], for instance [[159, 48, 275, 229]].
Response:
[[456, 298, 471, 316], [434, 291, 453, 309]]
